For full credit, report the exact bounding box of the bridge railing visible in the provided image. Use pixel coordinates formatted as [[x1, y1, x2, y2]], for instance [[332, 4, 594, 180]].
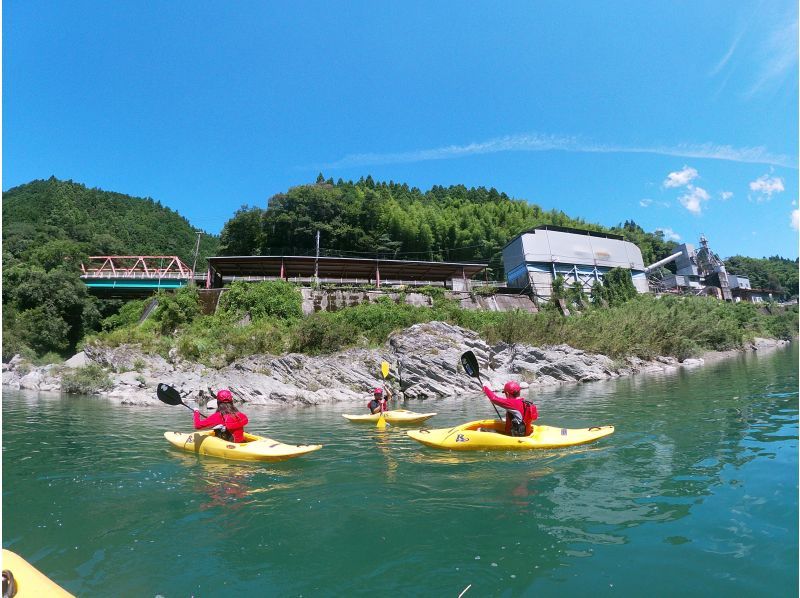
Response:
[[80, 256, 194, 279]]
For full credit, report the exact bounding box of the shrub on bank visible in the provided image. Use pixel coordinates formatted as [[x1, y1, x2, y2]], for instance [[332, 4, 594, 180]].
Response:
[[101, 299, 146, 331], [154, 287, 200, 334], [218, 280, 303, 322], [61, 364, 112, 394]]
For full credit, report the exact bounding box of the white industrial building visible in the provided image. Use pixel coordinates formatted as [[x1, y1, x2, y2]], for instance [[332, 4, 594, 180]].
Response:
[[502, 225, 649, 300]]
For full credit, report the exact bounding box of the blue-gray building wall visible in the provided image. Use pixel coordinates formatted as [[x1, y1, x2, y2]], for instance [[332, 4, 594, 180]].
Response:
[[503, 228, 649, 300]]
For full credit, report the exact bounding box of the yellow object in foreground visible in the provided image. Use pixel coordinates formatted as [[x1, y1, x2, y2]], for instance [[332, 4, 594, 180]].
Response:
[[1, 549, 75, 598], [163, 431, 322, 462], [342, 410, 437, 424], [406, 419, 614, 450]]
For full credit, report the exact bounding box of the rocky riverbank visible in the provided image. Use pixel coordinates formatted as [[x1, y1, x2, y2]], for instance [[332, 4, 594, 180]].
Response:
[[2, 321, 790, 407]]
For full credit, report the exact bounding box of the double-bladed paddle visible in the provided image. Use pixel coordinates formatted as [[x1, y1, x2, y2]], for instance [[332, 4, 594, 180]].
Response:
[[376, 361, 391, 429], [460, 350, 503, 420]]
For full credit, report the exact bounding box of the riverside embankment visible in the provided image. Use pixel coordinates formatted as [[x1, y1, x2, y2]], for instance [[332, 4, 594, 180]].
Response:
[[2, 321, 790, 406]]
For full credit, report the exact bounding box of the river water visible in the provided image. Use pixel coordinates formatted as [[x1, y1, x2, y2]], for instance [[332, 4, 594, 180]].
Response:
[[3, 345, 797, 597]]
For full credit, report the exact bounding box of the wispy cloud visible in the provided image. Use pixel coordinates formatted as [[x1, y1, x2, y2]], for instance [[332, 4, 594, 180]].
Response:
[[720, 191, 734, 200], [791, 209, 799, 231], [746, 18, 799, 97], [656, 227, 682, 241], [640, 198, 670, 208], [709, 9, 798, 99], [679, 185, 711, 215], [320, 133, 796, 169], [710, 29, 745, 76], [749, 174, 785, 201], [663, 166, 698, 188]]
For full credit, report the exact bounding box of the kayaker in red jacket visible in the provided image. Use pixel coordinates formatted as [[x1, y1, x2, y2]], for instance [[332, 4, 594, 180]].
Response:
[[367, 387, 393, 414], [483, 381, 538, 436], [193, 389, 249, 443]]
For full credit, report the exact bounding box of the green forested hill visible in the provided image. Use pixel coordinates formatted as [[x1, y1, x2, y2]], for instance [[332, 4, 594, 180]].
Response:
[[724, 255, 799, 295], [2, 177, 219, 360], [3, 177, 219, 264], [219, 175, 681, 277]]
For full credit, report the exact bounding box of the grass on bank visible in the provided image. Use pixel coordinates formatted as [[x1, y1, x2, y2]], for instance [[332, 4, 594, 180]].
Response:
[[84, 281, 799, 368]]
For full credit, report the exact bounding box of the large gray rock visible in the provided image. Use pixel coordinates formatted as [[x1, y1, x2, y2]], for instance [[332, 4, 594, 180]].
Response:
[[64, 351, 89, 368]]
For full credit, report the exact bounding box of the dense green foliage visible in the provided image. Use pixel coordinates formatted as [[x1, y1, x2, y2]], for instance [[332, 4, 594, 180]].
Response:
[[219, 177, 683, 279], [153, 287, 201, 334], [217, 280, 303, 322], [2, 178, 219, 358], [595, 268, 639, 307], [91, 280, 797, 366], [101, 299, 147, 331], [724, 255, 799, 298], [2, 265, 101, 358]]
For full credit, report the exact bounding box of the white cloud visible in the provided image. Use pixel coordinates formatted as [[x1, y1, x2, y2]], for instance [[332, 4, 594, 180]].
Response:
[[678, 185, 711, 214], [639, 198, 652, 207], [319, 134, 797, 169], [748, 174, 784, 201], [656, 227, 682, 241], [792, 209, 799, 231], [720, 191, 733, 200], [663, 166, 699, 188]]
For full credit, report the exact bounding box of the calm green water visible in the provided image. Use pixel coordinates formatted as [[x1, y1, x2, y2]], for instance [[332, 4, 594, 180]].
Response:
[[3, 345, 797, 597]]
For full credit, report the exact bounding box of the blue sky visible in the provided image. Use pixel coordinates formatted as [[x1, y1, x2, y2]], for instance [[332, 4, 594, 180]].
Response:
[[4, 1, 798, 260]]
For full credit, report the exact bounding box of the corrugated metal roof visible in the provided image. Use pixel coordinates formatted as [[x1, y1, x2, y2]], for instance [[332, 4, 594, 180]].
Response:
[[206, 255, 487, 280]]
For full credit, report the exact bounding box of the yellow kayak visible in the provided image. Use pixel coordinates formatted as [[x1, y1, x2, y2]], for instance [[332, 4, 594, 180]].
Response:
[[407, 419, 614, 451], [1, 549, 75, 598], [341, 409, 437, 424], [164, 431, 322, 462]]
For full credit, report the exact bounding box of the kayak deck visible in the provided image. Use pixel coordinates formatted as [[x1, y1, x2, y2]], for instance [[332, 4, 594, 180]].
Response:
[[1, 549, 75, 598], [164, 431, 322, 462], [341, 409, 437, 424], [407, 419, 614, 451]]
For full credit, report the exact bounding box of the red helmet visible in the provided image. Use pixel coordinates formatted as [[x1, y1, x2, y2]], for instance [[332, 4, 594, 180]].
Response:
[[373, 388, 384, 395], [503, 381, 521, 397], [216, 389, 233, 403]]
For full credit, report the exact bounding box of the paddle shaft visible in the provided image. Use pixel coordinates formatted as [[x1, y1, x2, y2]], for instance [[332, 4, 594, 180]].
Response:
[[475, 372, 503, 420], [461, 352, 503, 420], [377, 362, 391, 428]]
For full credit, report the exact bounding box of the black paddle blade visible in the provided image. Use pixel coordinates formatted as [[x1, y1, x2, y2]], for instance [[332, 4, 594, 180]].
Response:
[[156, 383, 183, 405], [460, 351, 480, 378]]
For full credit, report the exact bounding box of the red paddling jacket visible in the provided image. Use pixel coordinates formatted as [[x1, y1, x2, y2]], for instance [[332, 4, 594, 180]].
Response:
[[193, 411, 249, 443], [482, 386, 538, 436]]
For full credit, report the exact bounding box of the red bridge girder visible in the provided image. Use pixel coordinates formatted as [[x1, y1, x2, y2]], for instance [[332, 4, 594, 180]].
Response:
[[80, 256, 193, 279]]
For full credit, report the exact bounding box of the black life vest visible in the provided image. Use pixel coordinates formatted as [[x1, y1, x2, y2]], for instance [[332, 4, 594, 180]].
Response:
[[510, 401, 535, 437]]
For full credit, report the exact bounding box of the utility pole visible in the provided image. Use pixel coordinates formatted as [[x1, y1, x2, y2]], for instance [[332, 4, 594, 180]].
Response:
[[314, 230, 320, 286], [191, 231, 202, 286]]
